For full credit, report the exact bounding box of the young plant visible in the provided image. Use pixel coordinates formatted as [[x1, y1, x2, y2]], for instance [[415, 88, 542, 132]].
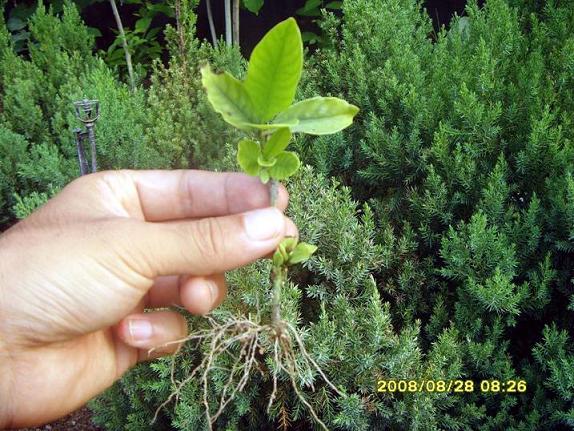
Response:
[[153, 18, 358, 430]]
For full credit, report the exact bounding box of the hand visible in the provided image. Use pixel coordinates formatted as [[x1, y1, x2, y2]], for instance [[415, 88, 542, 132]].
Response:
[[0, 169, 296, 428]]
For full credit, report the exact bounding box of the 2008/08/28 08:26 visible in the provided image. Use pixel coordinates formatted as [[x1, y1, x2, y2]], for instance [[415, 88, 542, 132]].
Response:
[[377, 379, 527, 393]]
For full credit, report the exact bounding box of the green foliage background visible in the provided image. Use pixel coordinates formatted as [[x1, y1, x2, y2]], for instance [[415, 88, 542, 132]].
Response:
[[1, 0, 573, 429]]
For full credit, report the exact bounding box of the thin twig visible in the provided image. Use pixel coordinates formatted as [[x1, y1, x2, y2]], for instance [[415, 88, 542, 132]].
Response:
[[224, 0, 232, 46], [108, 0, 135, 91], [206, 0, 218, 47], [232, 0, 240, 47]]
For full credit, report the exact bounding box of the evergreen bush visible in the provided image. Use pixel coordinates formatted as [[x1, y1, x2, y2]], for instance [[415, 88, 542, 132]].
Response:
[[91, 1, 574, 429], [0, 0, 241, 227], [1, 0, 573, 429]]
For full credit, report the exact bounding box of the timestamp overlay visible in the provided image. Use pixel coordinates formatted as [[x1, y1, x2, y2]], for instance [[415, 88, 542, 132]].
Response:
[[377, 379, 527, 394]]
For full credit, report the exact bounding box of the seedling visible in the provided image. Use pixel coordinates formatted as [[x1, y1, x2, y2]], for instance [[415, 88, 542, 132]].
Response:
[[153, 18, 358, 430]]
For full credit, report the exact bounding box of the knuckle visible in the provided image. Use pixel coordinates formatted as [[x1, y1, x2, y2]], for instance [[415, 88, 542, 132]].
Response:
[[180, 170, 196, 216], [190, 217, 225, 262]]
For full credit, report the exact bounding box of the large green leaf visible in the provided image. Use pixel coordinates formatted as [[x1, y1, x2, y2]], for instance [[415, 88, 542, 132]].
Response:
[[273, 96, 359, 135], [201, 65, 257, 131], [269, 151, 300, 180], [237, 139, 261, 176], [263, 128, 292, 158], [244, 18, 303, 122]]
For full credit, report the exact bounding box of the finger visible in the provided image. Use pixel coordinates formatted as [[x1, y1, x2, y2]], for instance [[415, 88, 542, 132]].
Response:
[[146, 275, 182, 308], [115, 311, 188, 361], [89, 170, 289, 221], [121, 207, 293, 277], [146, 220, 298, 297], [146, 274, 227, 312], [179, 273, 227, 315]]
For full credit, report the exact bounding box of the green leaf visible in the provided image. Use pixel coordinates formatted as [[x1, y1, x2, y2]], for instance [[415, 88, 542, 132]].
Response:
[[325, 1, 343, 9], [278, 241, 289, 261], [134, 17, 152, 34], [244, 121, 298, 131], [243, 0, 264, 14], [244, 18, 303, 122], [263, 128, 292, 158], [87, 27, 103, 38], [269, 151, 300, 180], [301, 31, 320, 44], [257, 155, 277, 167], [201, 65, 257, 131], [273, 96, 359, 135], [296, 0, 321, 15], [288, 242, 318, 265], [7, 17, 26, 32], [273, 249, 284, 266], [260, 169, 270, 183], [237, 139, 261, 176], [282, 237, 298, 253], [147, 3, 174, 17]]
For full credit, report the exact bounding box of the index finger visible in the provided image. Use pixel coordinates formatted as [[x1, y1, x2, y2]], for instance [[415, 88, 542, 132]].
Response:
[[99, 170, 289, 221]]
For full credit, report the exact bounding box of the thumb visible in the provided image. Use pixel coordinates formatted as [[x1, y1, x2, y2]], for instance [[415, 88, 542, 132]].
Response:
[[118, 207, 295, 277]]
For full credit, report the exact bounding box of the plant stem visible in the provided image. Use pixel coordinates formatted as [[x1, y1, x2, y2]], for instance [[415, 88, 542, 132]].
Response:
[[269, 178, 283, 326], [175, 0, 186, 60], [271, 266, 286, 326], [224, 0, 232, 46], [232, 0, 240, 47], [269, 179, 279, 207], [109, 0, 135, 91], [206, 0, 218, 48]]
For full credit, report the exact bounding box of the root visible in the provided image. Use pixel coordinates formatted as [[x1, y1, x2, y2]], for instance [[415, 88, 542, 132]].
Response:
[[151, 314, 344, 431]]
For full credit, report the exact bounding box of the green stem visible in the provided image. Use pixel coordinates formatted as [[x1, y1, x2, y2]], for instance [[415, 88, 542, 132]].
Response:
[[262, 127, 283, 326], [271, 266, 286, 326]]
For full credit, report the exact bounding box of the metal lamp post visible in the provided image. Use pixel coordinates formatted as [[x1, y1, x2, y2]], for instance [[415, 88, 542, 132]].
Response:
[[73, 99, 100, 175]]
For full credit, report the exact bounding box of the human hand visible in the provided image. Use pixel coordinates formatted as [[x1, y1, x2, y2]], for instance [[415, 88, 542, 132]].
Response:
[[0, 170, 296, 428]]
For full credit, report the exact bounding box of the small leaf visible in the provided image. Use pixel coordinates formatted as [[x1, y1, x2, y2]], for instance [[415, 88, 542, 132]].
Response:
[[278, 241, 289, 261], [263, 128, 292, 159], [237, 139, 261, 176], [282, 237, 298, 253], [301, 32, 320, 44], [7, 17, 26, 32], [134, 16, 152, 34], [243, 0, 264, 14], [87, 27, 103, 38], [201, 65, 257, 131], [257, 155, 277, 167], [260, 169, 270, 183], [244, 18, 303, 122], [296, 0, 321, 15], [325, 1, 343, 9], [269, 151, 300, 180], [288, 242, 318, 265], [273, 250, 284, 266], [273, 96, 359, 135]]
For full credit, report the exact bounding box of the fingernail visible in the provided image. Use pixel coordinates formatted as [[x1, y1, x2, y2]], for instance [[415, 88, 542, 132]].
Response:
[[128, 319, 153, 341], [244, 208, 284, 241], [207, 279, 218, 306]]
